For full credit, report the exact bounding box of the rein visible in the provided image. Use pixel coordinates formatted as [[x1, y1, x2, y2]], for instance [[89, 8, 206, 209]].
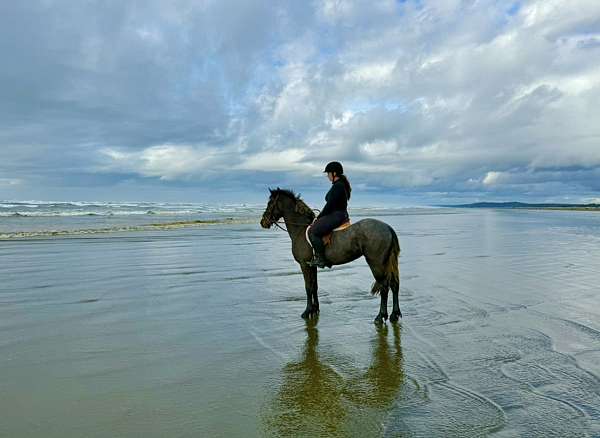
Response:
[[273, 218, 311, 233], [273, 222, 291, 232], [274, 209, 320, 232]]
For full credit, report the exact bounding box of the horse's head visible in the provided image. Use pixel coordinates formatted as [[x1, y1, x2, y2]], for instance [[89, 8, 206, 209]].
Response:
[[260, 187, 316, 229], [261, 187, 284, 228]]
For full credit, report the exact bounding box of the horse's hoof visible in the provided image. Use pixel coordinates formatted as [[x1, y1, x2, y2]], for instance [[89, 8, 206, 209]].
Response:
[[374, 314, 387, 324], [390, 312, 401, 323], [302, 308, 319, 319]]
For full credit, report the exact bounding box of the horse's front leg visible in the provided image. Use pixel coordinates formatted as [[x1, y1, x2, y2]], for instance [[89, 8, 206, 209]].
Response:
[[301, 263, 318, 319], [311, 264, 319, 314]]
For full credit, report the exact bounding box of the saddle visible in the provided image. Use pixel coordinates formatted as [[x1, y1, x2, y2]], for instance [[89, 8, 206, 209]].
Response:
[[306, 220, 352, 247]]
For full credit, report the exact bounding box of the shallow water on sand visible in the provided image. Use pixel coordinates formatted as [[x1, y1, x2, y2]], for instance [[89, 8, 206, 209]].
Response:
[[1, 209, 599, 437]]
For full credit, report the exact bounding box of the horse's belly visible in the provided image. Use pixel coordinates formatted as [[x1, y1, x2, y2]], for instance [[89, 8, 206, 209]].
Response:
[[325, 242, 362, 265]]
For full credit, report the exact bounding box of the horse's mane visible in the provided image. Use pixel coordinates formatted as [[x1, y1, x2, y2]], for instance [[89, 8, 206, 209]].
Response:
[[270, 187, 316, 221]]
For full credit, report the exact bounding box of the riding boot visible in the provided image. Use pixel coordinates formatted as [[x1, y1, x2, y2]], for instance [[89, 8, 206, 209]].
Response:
[[308, 233, 329, 268]]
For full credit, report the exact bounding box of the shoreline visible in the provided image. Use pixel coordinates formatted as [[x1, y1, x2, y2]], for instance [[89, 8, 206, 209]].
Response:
[[0, 217, 258, 240], [3, 206, 598, 240]]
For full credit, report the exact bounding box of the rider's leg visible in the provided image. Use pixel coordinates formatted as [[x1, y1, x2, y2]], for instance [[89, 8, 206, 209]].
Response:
[[308, 231, 327, 268], [307, 216, 334, 268], [307, 212, 346, 268]]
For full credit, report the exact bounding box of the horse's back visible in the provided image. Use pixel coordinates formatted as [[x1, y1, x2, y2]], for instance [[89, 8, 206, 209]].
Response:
[[350, 217, 394, 235], [326, 217, 397, 265]]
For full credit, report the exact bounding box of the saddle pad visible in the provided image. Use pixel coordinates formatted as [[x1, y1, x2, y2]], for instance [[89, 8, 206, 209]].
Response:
[[333, 221, 351, 231], [305, 220, 352, 248]]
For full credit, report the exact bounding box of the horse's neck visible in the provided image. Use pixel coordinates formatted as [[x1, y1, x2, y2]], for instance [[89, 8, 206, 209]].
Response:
[[282, 210, 311, 241]]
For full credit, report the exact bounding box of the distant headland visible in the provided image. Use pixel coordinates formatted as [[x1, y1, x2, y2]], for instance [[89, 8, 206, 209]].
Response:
[[440, 202, 600, 211]]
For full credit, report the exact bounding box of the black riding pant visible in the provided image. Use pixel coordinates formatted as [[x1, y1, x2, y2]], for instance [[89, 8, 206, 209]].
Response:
[[310, 210, 349, 238]]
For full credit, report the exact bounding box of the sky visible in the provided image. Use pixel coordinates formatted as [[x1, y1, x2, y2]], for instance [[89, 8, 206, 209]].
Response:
[[1, 0, 599, 206]]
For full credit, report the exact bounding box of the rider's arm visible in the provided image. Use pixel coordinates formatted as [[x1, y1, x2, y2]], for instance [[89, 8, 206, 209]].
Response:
[[317, 182, 346, 219]]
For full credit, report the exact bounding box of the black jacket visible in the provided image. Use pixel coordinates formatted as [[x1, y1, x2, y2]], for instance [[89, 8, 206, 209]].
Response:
[[317, 179, 348, 219]]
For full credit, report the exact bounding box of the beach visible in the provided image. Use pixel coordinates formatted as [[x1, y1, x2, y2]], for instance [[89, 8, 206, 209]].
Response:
[[1, 207, 599, 437]]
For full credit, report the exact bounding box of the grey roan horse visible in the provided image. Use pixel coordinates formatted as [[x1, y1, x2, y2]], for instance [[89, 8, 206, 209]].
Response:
[[260, 188, 401, 323]]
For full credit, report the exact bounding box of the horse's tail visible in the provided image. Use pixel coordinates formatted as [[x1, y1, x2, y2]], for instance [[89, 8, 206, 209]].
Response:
[[370, 225, 400, 295]]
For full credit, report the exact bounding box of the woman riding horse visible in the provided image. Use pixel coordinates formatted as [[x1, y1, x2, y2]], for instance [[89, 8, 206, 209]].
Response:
[[307, 161, 352, 268], [260, 178, 401, 322]]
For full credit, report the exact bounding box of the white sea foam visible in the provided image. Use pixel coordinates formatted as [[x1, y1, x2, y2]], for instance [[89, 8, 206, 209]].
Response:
[[0, 200, 265, 218]]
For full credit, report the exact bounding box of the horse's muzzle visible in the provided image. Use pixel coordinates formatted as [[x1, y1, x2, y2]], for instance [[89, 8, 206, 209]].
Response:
[[260, 217, 272, 228]]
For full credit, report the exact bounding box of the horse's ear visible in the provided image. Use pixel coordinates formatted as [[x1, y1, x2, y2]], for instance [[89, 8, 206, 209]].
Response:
[[268, 187, 273, 194]]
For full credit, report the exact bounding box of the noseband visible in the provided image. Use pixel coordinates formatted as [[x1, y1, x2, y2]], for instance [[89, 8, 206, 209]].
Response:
[[264, 193, 280, 225]]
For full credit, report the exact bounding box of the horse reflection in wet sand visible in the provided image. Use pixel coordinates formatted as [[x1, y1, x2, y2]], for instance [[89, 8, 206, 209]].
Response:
[[260, 188, 401, 323], [261, 318, 404, 437]]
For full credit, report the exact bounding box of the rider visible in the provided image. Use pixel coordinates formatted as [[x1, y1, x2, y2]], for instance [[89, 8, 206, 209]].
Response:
[[307, 161, 352, 268]]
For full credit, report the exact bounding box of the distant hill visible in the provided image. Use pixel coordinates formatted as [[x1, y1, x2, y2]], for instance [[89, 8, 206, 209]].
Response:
[[441, 202, 600, 209]]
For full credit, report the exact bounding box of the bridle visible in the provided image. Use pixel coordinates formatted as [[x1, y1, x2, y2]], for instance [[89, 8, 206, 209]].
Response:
[[264, 193, 320, 233]]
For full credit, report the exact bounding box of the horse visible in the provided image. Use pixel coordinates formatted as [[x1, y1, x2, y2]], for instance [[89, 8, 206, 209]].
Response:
[[260, 187, 401, 324]]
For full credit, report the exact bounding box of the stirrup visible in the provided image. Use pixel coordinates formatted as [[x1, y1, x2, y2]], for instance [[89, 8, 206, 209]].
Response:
[[307, 255, 328, 268]]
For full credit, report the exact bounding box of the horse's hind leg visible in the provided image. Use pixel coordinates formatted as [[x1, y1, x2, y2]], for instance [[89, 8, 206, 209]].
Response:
[[367, 257, 389, 324], [390, 275, 401, 323], [375, 286, 389, 324]]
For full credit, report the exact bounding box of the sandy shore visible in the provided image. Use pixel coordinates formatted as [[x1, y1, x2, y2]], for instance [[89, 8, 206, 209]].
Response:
[[1, 209, 599, 437], [0, 217, 256, 239]]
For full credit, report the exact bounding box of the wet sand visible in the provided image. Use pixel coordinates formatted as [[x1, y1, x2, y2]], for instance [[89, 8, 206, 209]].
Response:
[[1, 209, 599, 437]]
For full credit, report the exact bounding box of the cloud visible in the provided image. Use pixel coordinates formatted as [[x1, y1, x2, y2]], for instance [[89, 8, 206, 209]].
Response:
[[99, 144, 230, 180], [236, 149, 313, 172], [1, 0, 599, 202], [483, 171, 504, 186]]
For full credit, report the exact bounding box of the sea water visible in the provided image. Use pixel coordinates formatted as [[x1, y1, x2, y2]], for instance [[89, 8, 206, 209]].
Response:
[[1, 206, 599, 436]]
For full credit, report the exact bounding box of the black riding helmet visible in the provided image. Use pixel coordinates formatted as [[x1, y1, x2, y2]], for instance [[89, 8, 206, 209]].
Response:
[[323, 161, 343, 175]]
